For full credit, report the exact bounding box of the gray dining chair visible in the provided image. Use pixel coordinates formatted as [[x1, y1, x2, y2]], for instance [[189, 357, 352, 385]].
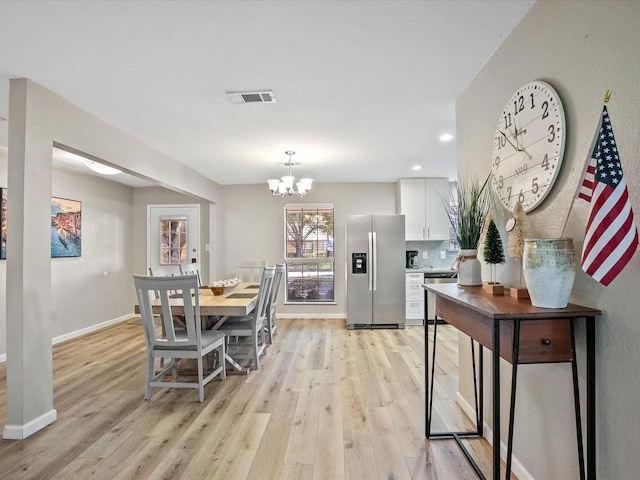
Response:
[[235, 260, 267, 282], [219, 265, 274, 370], [133, 274, 226, 402], [179, 264, 202, 286], [265, 263, 285, 344]]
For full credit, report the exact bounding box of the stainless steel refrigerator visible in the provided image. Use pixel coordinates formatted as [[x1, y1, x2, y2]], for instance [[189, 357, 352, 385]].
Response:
[[346, 214, 406, 329]]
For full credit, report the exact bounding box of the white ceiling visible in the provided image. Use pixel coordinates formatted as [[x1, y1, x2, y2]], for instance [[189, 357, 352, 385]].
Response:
[[0, 1, 534, 187]]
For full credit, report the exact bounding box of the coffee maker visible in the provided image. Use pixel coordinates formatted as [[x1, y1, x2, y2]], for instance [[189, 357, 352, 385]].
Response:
[[405, 250, 418, 268]]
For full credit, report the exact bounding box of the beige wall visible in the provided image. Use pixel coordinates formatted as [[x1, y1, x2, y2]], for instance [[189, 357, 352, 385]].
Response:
[[49, 168, 134, 337], [456, 1, 640, 478], [218, 182, 398, 316]]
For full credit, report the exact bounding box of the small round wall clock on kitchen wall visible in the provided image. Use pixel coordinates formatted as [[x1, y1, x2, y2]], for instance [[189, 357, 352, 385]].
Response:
[[491, 80, 566, 213]]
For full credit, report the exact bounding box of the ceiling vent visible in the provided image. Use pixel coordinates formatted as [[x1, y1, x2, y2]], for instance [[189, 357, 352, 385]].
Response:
[[226, 90, 276, 104]]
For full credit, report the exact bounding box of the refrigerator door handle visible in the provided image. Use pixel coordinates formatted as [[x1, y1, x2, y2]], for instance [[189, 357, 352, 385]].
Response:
[[367, 232, 374, 291], [372, 231, 377, 291]]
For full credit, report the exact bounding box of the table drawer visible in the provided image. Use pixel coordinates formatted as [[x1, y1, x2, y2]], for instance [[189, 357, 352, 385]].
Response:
[[436, 296, 575, 365], [503, 319, 573, 364]]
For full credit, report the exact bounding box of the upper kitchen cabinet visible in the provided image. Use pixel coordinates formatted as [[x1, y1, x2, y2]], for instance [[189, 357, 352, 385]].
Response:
[[398, 178, 451, 241]]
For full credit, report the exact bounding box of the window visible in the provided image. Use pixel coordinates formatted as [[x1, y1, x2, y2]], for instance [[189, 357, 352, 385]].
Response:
[[159, 217, 188, 265], [284, 204, 334, 303]]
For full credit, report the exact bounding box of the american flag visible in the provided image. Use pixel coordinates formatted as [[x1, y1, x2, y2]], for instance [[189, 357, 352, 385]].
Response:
[[577, 105, 638, 286]]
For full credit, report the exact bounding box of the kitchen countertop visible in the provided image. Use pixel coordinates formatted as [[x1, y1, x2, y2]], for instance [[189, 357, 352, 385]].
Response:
[[406, 268, 456, 274]]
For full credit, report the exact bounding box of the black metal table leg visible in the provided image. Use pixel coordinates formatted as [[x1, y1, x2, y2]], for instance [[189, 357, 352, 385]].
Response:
[[493, 318, 501, 480], [586, 317, 596, 479], [424, 288, 429, 437], [427, 315, 439, 436], [506, 319, 521, 479], [471, 339, 481, 429], [570, 319, 586, 480], [479, 343, 484, 437]]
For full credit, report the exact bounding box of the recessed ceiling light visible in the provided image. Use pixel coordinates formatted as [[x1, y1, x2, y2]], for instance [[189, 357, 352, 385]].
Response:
[[84, 159, 122, 175], [412, 165, 422, 171], [439, 133, 454, 142]]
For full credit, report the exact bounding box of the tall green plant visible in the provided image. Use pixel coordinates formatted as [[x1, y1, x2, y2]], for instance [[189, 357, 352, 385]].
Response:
[[443, 175, 490, 250]]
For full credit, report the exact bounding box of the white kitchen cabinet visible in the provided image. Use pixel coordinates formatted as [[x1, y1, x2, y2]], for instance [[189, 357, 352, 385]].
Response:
[[399, 178, 451, 241], [405, 272, 424, 324]]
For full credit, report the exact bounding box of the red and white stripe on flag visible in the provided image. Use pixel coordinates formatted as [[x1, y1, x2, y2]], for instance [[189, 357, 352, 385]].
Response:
[[577, 159, 596, 202], [577, 105, 638, 286]]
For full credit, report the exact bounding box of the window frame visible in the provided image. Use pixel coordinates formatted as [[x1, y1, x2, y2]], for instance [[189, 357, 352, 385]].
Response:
[[283, 203, 335, 305]]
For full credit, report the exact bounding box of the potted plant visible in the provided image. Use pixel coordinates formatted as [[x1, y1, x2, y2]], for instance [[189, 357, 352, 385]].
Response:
[[442, 175, 490, 286]]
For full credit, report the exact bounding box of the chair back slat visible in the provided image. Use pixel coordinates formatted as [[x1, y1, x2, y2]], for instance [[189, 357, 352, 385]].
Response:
[[179, 264, 202, 286], [252, 266, 275, 322], [268, 263, 285, 311], [134, 274, 201, 348], [236, 260, 267, 282]]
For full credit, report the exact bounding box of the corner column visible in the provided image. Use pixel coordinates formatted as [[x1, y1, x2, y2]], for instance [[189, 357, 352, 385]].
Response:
[[3, 78, 56, 439]]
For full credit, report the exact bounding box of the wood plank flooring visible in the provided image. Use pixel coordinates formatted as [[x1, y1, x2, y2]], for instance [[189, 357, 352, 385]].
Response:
[[0, 318, 512, 479]]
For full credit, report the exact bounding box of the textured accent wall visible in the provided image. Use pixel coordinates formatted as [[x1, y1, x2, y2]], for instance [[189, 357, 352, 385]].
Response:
[[456, 2, 640, 478]]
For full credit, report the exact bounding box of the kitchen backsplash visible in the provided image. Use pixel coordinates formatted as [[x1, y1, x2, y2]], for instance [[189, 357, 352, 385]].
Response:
[[406, 240, 458, 270]]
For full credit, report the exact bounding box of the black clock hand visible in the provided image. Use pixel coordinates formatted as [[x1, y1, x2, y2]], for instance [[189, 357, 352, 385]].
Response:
[[514, 122, 531, 159], [498, 129, 521, 152]]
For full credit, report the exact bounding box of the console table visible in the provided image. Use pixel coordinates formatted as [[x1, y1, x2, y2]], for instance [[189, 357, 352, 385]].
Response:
[[423, 283, 600, 480]]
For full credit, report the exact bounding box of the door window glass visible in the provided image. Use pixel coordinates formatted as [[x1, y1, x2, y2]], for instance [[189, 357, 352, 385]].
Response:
[[159, 217, 188, 265]]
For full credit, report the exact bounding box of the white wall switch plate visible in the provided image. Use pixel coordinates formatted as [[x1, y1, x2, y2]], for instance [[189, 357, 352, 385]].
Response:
[[423, 251, 428, 259], [440, 250, 446, 259]]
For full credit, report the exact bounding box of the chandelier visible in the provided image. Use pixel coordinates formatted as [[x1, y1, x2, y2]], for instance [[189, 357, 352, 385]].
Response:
[[267, 151, 313, 197]]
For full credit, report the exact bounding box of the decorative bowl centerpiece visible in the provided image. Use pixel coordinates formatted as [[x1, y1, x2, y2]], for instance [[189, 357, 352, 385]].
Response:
[[209, 278, 240, 295]]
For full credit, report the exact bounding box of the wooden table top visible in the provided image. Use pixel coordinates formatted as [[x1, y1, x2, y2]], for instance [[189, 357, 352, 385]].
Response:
[[423, 283, 601, 320], [135, 281, 260, 317]]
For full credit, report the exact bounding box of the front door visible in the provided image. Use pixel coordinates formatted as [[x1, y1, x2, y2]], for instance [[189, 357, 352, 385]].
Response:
[[148, 204, 200, 277]]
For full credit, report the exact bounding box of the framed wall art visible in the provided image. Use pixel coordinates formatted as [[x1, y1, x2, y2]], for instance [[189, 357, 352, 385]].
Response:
[[51, 196, 82, 258]]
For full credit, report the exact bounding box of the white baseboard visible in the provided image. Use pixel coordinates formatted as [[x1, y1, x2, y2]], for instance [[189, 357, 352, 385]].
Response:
[[0, 314, 134, 364], [277, 313, 346, 319], [52, 313, 133, 345], [3, 408, 57, 439], [456, 391, 535, 480]]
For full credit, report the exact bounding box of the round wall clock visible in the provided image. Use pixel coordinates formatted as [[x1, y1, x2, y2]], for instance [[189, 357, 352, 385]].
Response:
[[490, 80, 566, 213]]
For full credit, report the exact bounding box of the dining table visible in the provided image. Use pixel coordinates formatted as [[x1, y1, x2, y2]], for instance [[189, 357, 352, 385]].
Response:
[[135, 281, 260, 374]]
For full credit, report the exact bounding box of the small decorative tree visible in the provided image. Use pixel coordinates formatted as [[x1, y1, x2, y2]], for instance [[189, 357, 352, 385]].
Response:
[[483, 217, 505, 288]]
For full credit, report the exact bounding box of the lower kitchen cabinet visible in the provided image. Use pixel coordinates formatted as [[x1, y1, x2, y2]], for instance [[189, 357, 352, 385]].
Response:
[[406, 272, 424, 325]]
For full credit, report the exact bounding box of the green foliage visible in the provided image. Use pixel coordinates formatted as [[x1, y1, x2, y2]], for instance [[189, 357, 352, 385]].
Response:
[[443, 175, 490, 249], [483, 219, 505, 264]]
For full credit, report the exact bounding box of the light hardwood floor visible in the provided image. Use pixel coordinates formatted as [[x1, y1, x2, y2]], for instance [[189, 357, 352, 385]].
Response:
[[0, 318, 510, 479]]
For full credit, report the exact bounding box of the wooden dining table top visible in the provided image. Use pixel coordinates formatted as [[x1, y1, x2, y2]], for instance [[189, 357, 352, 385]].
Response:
[[135, 281, 260, 318]]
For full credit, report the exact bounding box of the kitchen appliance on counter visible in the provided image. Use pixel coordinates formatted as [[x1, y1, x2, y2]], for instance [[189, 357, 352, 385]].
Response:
[[424, 270, 457, 323], [406, 250, 418, 268], [346, 215, 406, 329]]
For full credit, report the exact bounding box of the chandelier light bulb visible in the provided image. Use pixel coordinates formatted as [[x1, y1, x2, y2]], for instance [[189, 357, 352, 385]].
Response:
[[266, 151, 313, 197]]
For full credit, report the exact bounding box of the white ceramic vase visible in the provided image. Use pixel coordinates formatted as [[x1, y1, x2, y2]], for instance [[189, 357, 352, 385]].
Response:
[[456, 249, 482, 286], [522, 238, 576, 308]]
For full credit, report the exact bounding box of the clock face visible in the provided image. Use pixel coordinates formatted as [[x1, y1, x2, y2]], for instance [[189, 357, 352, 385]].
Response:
[[491, 81, 566, 213]]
